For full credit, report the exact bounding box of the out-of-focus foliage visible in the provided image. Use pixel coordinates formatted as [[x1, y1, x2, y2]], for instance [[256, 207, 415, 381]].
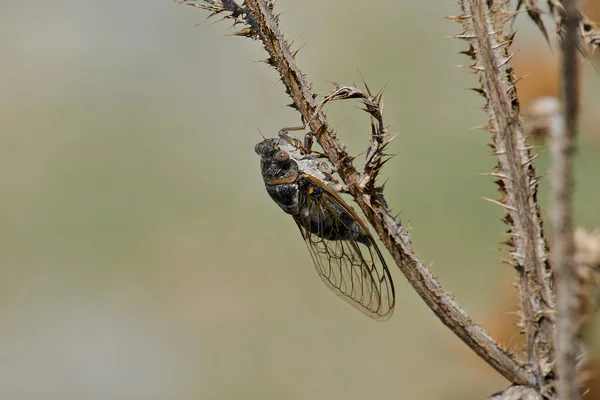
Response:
[[0, 1, 599, 399]]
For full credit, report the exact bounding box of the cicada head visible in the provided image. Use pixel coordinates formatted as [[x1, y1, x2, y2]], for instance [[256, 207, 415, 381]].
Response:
[[254, 138, 300, 184]]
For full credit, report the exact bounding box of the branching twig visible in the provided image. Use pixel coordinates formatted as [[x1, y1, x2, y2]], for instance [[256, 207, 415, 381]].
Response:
[[549, 1, 600, 58], [517, 0, 600, 60], [515, 0, 551, 44], [179, 0, 534, 386], [551, 0, 582, 399], [453, 0, 555, 395], [307, 84, 392, 194]]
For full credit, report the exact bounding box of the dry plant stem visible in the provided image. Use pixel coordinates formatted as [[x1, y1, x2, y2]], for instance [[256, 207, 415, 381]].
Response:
[[235, 0, 533, 386], [454, 0, 554, 393], [552, 0, 581, 399], [574, 228, 600, 327], [518, 0, 600, 55]]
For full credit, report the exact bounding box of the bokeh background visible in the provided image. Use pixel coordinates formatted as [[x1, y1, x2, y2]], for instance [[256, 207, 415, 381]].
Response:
[[1, 1, 599, 399]]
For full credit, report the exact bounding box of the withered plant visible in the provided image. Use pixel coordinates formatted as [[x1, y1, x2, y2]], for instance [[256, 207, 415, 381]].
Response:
[[175, 0, 600, 398]]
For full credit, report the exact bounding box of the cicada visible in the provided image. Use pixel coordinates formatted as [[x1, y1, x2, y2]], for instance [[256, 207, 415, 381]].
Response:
[[254, 130, 395, 321]]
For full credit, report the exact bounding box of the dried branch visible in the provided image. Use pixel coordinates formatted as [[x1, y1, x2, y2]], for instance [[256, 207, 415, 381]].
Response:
[[551, 1, 582, 398], [516, 0, 551, 44], [517, 0, 600, 59], [178, 0, 534, 386], [307, 84, 392, 194], [453, 0, 555, 394], [573, 228, 600, 334], [549, 1, 600, 56]]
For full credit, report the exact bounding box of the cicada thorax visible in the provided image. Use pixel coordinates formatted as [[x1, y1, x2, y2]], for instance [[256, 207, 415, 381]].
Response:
[[265, 182, 300, 215], [294, 176, 369, 245]]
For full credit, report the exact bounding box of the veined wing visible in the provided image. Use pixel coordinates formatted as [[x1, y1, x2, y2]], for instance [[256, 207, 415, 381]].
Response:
[[294, 174, 395, 321]]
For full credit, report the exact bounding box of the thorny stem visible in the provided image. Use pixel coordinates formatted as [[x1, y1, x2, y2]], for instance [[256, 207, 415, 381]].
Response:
[[552, 0, 581, 399], [181, 0, 534, 386], [454, 0, 555, 394]]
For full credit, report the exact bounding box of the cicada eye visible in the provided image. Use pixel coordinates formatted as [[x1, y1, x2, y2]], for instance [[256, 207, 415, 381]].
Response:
[[274, 150, 289, 162]]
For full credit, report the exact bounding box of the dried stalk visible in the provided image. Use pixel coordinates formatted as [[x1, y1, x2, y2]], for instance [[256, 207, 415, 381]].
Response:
[[557, 228, 599, 393], [515, 0, 551, 44], [453, 0, 555, 395], [517, 0, 600, 58], [551, 0, 581, 399], [178, 0, 533, 386], [573, 228, 600, 334]]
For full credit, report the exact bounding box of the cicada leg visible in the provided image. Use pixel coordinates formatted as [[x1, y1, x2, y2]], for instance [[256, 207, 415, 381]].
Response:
[[278, 125, 315, 155], [278, 125, 327, 159], [303, 131, 314, 154]]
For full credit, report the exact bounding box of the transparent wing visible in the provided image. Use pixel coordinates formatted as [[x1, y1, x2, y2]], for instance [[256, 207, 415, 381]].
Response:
[[294, 175, 395, 321]]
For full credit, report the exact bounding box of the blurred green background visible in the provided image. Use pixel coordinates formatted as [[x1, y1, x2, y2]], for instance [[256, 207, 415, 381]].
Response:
[[1, 1, 599, 399]]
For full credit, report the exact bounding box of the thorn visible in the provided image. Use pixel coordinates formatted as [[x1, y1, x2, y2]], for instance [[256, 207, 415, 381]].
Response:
[[529, 175, 543, 186], [446, 14, 469, 22], [518, 145, 537, 151], [469, 124, 490, 131], [460, 46, 477, 58], [498, 51, 517, 67], [356, 69, 372, 96], [233, 28, 255, 37], [454, 33, 478, 40], [467, 87, 485, 95], [514, 72, 531, 86], [482, 197, 517, 211], [523, 153, 540, 166], [480, 171, 510, 179], [291, 42, 307, 59], [256, 56, 276, 65]]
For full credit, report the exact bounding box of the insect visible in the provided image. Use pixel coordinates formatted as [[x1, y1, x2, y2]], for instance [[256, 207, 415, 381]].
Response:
[[254, 129, 395, 321]]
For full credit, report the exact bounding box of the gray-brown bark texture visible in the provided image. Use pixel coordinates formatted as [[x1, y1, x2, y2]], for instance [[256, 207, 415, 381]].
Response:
[[453, 0, 555, 396]]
